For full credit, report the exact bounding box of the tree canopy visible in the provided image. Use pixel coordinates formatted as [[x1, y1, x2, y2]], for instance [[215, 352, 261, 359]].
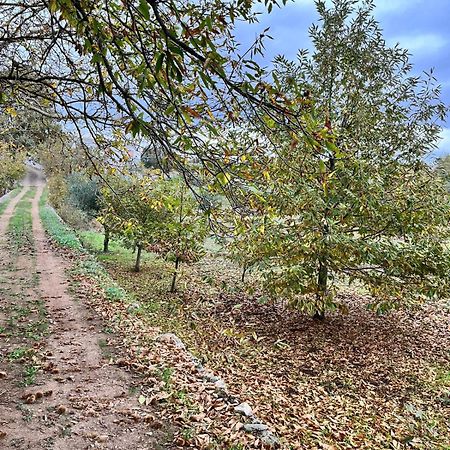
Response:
[[0, 0, 298, 193]]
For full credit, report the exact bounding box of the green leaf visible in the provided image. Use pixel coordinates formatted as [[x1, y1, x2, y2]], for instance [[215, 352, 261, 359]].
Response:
[[138, 0, 150, 20], [217, 172, 232, 186], [155, 53, 165, 74]]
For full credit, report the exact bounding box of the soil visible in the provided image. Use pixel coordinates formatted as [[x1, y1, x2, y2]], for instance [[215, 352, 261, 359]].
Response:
[[0, 170, 173, 449]]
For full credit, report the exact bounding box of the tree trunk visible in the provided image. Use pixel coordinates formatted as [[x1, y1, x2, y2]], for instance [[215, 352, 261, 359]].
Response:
[[314, 260, 328, 320], [132, 241, 137, 254], [241, 264, 247, 283], [103, 227, 110, 253], [134, 244, 142, 272], [170, 257, 180, 293]]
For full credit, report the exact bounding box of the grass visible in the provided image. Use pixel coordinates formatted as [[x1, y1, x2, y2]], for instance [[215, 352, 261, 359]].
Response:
[[78, 230, 158, 267], [7, 187, 36, 252], [38, 188, 83, 251]]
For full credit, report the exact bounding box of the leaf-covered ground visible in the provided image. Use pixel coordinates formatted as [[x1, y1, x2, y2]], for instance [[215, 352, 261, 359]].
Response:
[[80, 232, 450, 449]]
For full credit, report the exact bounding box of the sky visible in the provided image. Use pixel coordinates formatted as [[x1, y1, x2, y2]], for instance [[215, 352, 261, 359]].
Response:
[[236, 0, 450, 159]]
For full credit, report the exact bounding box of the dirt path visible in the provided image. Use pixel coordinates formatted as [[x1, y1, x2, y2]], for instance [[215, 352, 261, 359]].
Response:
[[0, 179, 171, 449]]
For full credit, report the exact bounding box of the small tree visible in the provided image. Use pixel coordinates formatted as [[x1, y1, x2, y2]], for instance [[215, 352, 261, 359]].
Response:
[[150, 177, 208, 292], [100, 175, 207, 289], [67, 173, 101, 217], [0, 142, 25, 195], [100, 176, 159, 270]]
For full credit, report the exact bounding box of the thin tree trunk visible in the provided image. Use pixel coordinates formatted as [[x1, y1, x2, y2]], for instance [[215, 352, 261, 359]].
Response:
[[314, 260, 327, 320], [313, 151, 335, 321], [132, 241, 137, 254], [170, 256, 180, 293], [103, 227, 110, 253], [241, 264, 247, 283], [134, 244, 142, 272]]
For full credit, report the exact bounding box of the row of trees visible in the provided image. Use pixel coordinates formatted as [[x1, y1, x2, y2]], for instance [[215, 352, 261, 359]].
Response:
[[69, 172, 207, 292], [2, 0, 450, 318]]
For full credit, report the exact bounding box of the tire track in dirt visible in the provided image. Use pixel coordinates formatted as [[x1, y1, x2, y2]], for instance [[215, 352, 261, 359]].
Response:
[[0, 185, 32, 340], [0, 179, 171, 449]]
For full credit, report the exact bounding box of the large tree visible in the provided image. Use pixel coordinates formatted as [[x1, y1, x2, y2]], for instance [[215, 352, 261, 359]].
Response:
[[228, 0, 450, 318]]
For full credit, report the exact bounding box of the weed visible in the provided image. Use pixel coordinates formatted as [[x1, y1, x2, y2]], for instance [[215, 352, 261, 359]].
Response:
[[17, 403, 33, 422], [8, 347, 32, 361], [158, 367, 173, 390], [25, 320, 48, 340], [22, 365, 38, 386], [128, 385, 139, 395], [98, 338, 112, 358], [105, 285, 125, 301], [59, 426, 72, 438], [181, 427, 194, 440]]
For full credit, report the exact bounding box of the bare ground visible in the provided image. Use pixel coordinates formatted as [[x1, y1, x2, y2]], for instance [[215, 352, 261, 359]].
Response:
[[0, 178, 173, 449]]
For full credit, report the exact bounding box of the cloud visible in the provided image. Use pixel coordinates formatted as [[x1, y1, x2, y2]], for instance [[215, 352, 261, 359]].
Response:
[[388, 33, 448, 55], [374, 0, 422, 14], [437, 128, 450, 155]]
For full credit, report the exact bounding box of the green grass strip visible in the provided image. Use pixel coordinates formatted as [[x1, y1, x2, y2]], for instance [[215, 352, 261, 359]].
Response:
[[8, 188, 36, 252], [38, 188, 83, 251]]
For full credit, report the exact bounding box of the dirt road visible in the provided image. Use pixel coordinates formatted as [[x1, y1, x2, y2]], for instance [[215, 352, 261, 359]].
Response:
[[0, 175, 170, 449]]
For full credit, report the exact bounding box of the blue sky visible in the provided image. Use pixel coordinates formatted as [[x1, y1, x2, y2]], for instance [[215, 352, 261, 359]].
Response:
[[236, 0, 450, 159]]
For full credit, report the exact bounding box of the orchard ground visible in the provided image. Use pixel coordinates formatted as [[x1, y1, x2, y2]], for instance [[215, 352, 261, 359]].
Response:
[[79, 224, 450, 447], [0, 169, 449, 449]]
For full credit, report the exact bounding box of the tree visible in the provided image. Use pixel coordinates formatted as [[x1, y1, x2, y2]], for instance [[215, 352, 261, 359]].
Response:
[[0, 142, 25, 195], [100, 174, 207, 289], [67, 174, 101, 217], [228, 0, 450, 318], [99, 176, 155, 269], [149, 177, 208, 292]]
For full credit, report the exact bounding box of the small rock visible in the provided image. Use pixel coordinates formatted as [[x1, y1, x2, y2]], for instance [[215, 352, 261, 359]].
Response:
[[234, 402, 253, 417], [244, 423, 268, 433], [214, 379, 227, 391], [261, 431, 280, 447], [202, 371, 219, 383], [156, 333, 186, 350], [0, 371, 6, 379], [127, 303, 140, 313], [96, 434, 108, 442]]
